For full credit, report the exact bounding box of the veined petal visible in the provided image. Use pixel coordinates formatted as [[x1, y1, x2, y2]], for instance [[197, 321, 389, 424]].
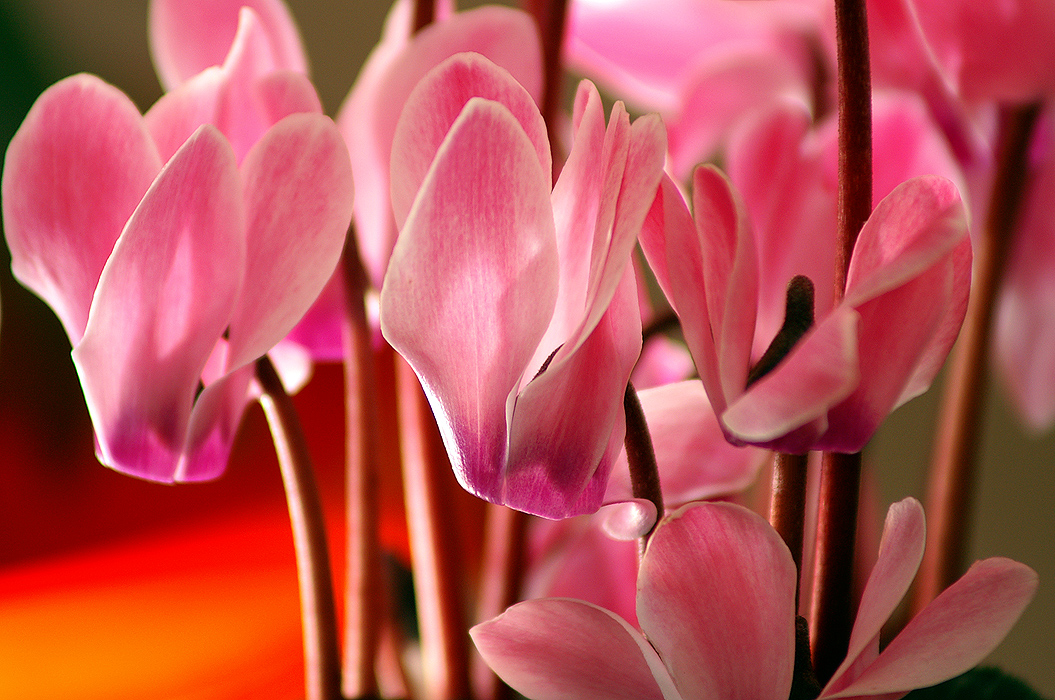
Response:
[[2, 74, 163, 344], [823, 498, 926, 697], [821, 558, 1038, 698], [505, 267, 640, 518], [722, 304, 859, 452], [380, 99, 558, 505], [390, 51, 549, 231], [226, 113, 354, 371], [472, 599, 681, 700], [71, 126, 245, 481], [338, 5, 541, 288], [638, 174, 693, 315], [149, 0, 307, 91], [605, 381, 767, 505], [638, 502, 796, 700]]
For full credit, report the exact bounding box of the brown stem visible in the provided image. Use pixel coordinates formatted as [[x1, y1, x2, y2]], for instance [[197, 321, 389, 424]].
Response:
[[397, 358, 472, 700], [623, 382, 664, 554], [769, 451, 809, 603], [809, 450, 862, 685], [524, 0, 570, 175], [474, 505, 530, 700], [341, 229, 383, 700], [411, 0, 434, 34], [256, 355, 342, 700], [912, 103, 1042, 615]]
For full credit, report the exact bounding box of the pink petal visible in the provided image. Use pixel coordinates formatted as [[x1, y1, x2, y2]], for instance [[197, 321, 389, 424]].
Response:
[[71, 126, 245, 481], [721, 297, 860, 453], [175, 362, 255, 481], [337, 5, 541, 288], [821, 558, 1038, 698], [638, 174, 694, 316], [390, 51, 549, 232], [605, 381, 767, 505], [637, 502, 796, 700], [379, 99, 558, 506], [2, 74, 162, 343], [225, 113, 354, 371], [505, 266, 641, 518], [823, 498, 926, 696], [599, 499, 658, 542], [471, 599, 680, 700], [149, 0, 307, 91]]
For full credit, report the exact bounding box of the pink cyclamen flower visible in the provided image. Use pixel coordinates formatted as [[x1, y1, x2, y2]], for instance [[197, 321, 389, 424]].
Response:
[[473, 499, 1037, 700], [379, 53, 665, 518], [2, 74, 354, 482], [640, 157, 971, 453]]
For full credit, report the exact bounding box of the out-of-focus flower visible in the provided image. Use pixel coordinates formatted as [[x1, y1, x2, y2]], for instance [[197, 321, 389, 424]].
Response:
[[380, 53, 665, 518], [473, 499, 1037, 700], [640, 98, 971, 453], [2, 74, 353, 481]]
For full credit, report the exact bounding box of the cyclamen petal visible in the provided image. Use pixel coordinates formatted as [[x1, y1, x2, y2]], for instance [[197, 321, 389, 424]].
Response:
[[149, 0, 307, 91], [2, 74, 163, 344], [71, 126, 245, 481]]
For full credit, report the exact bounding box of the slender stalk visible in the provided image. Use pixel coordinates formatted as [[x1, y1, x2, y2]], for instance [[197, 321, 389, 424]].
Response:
[[623, 382, 664, 554], [256, 355, 342, 700], [811, 0, 871, 684], [341, 229, 382, 700], [474, 505, 529, 700], [412, 0, 434, 34], [397, 358, 472, 700], [769, 452, 809, 601], [912, 103, 1042, 614], [524, 0, 570, 174]]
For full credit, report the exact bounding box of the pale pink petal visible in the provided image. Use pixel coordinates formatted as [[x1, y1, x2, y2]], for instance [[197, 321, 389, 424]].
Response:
[[71, 126, 244, 481], [471, 599, 680, 700], [225, 114, 354, 371], [693, 165, 759, 409], [338, 5, 541, 288], [638, 502, 796, 700], [149, 0, 307, 91], [379, 100, 557, 506], [605, 381, 767, 505], [638, 174, 693, 314], [599, 499, 658, 541], [390, 51, 549, 231], [505, 267, 641, 517], [722, 304, 860, 453], [821, 558, 1038, 698], [2, 74, 162, 343], [823, 498, 926, 696], [145, 67, 226, 162]]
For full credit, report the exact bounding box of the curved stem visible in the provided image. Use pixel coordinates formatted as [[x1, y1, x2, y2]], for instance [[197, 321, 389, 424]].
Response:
[[341, 228, 383, 700], [623, 382, 664, 553], [912, 103, 1041, 615], [256, 355, 342, 700]]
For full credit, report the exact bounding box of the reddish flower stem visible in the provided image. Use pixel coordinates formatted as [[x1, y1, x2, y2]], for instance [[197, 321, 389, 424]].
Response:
[[811, 0, 870, 685], [474, 504, 529, 700], [397, 358, 472, 700], [769, 451, 809, 602], [523, 0, 570, 174], [412, 0, 434, 34], [256, 355, 342, 700], [911, 103, 1041, 615], [341, 229, 383, 700], [624, 382, 664, 554]]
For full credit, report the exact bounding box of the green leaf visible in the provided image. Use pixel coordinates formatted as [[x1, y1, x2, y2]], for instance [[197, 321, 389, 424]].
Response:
[[904, 667, 1050, 700]]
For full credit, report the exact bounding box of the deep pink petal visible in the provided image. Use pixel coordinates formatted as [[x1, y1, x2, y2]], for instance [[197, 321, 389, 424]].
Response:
[[338, 5, 541, 288], [638, 502, 796, 700], [823, 499, 926, 696], [71, 126, 245, 481], [379, 100, 558, 506], [2, 74, 162, 343], [149, 0, 307, 91], [605, 381, 767, 505], [225, 114, 354, 371], [505, 266, 641, 518], [471, 599, 680, 700], [821, 558, 1038, 698], [175, 362, 255, 481], [390, 51, 549, 231]]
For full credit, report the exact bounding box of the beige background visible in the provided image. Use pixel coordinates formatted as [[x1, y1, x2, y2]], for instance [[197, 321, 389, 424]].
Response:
[[3, 0, 1053, 694]]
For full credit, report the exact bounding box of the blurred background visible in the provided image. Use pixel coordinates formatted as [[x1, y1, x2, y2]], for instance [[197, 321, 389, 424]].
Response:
[[0, 0, 1052, 698]]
